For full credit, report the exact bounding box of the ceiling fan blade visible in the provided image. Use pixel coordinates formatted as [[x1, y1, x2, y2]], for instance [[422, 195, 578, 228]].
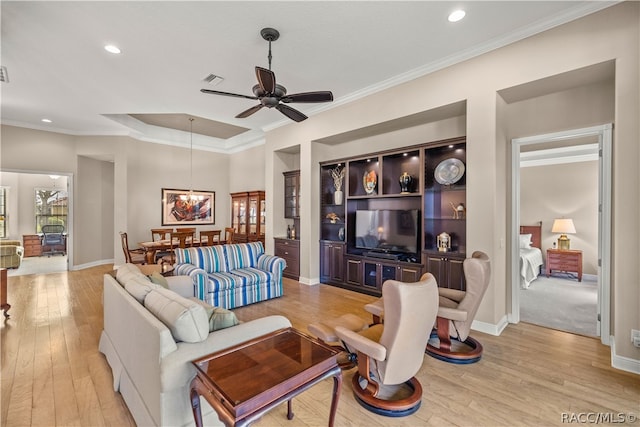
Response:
[[282, 91, 334, 103], [235, 104, 263, 119], [200, 88, 258, 101], [276, 104, 308, 122], [255, 66, 276, 93]]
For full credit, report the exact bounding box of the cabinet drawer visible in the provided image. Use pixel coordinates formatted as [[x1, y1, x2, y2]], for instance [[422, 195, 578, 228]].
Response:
[[548, 259, 579, 269]]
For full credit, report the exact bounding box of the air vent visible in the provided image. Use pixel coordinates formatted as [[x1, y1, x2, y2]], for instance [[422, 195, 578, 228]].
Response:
[[202, 73, 224, 86], [0, 66, 8, 83]]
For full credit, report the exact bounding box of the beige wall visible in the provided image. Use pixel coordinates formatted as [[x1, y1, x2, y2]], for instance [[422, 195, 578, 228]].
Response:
[[520, 161, 599, 275], [264, 3, 639, 361], [0, 126, 233, 267], [0, 2, 637, 364]]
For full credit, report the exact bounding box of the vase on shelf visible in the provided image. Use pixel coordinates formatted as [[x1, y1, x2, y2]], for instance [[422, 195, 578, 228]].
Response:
[[334, 190, 343, 205], [399, 172, 413, 194]]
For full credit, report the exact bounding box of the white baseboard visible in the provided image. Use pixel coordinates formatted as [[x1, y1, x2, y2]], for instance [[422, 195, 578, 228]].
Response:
[[71, 259, 114, 271], [471, 315, 509, 336], [611, 337, 640, 374], [298, 276, 319, 286]]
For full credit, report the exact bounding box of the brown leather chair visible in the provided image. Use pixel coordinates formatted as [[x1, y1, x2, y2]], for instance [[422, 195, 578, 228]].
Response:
[[425, 251, 491, 364], [120, 232, 146, 265], [199, 230, 221, 246], [335, 274, 439, 417]]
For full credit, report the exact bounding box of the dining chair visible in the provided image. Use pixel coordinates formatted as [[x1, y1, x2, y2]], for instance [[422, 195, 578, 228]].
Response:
[[162, 231, 195, 265], [150, 228, 173, 261], [199, 230, 221, 246], [120, 232, 146, 265], [220, 227, 235, 245], [151, 228, 173, 242]]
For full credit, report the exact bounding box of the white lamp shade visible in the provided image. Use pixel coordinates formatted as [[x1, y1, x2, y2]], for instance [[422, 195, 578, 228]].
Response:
[[551, 218, 576, 234]]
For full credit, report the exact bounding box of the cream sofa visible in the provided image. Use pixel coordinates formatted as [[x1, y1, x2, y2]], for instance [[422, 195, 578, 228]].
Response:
[[99, 263, 291, 427], [0, 240, 24, 269]]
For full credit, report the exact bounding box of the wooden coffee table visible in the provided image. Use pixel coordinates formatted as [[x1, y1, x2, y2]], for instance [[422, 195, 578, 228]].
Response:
[[190, 327, 342, 427]]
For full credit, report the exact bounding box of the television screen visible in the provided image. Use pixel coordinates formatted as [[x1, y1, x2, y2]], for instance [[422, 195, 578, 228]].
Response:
[[355, 209, 419, 254]]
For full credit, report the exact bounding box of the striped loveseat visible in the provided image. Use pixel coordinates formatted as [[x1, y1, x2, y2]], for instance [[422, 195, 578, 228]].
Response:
[[173, 242, 286, 309]]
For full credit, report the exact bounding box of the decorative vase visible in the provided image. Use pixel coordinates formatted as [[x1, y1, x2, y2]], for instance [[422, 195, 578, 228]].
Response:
[[334, 190, 343, 205], [399, 172, 413, 194]]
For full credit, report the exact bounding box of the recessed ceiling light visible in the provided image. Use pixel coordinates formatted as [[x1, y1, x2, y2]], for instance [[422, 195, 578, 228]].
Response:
[[448, 9, 466, 22], [41, 118, 52, 123], [104, 44, 121, 54]]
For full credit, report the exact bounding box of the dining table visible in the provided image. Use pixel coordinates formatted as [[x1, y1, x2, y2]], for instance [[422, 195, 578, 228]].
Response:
[[138, 237, 201, 264]]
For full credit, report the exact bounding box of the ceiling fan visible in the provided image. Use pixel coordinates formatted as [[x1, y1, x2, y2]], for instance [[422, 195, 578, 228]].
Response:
[[200, 28, 333, 122]]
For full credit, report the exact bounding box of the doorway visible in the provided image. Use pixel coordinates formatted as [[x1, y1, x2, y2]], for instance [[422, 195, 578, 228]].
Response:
[[0, 170, 73, 276], [510, 124, 612, 346]]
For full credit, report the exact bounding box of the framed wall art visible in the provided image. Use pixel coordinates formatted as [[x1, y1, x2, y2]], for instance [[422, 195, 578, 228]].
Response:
[[161, 188, 215, 226]]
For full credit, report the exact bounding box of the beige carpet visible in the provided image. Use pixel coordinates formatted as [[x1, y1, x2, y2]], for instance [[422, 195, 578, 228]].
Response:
[[520, 275, 598, 337], [7, 255, 68, 277]]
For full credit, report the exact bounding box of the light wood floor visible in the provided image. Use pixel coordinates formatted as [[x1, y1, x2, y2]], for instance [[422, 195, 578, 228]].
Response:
[[1, 265, 638, 426]]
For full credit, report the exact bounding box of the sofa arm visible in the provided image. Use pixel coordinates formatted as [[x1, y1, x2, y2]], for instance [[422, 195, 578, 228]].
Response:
[[174, 264, 208, 300], [257, 254, 286, 273]]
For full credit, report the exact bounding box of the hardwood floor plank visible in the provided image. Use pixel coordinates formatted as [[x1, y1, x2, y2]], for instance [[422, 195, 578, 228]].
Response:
[[1, 265, 638, 427]]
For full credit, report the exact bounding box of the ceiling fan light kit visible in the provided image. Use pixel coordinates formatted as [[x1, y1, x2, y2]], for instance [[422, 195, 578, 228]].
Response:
[[200, 27, 333, 122]]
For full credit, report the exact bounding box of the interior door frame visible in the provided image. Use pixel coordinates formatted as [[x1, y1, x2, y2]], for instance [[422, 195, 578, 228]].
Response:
[[1, 169, 74, 270], [509, 124, 612, 346]]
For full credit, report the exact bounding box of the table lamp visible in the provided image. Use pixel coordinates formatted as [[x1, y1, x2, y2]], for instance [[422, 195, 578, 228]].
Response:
[[551, 218, 576, 250]]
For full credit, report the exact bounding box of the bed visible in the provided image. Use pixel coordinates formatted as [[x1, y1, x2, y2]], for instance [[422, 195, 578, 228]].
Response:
[[519, 222, 544, 289]]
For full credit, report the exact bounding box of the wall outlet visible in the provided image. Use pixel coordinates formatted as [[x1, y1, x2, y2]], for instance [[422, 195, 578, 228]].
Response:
[[631, 329, 640, 348]]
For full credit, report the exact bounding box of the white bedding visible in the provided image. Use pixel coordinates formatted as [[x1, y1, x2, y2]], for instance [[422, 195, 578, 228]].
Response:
[[520, 247, 543, 289]]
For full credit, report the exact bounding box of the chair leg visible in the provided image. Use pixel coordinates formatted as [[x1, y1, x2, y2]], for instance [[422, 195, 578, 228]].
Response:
[[425, 316, 483, 364], [351, 351, 423, 417]]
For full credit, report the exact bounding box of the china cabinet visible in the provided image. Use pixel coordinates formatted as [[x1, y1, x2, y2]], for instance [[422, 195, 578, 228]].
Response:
[[230, 191, 265, 244]]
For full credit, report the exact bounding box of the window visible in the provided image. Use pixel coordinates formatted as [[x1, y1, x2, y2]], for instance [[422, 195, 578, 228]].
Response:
[[35, 187, 68, 233], [0, 188, 6, 238]]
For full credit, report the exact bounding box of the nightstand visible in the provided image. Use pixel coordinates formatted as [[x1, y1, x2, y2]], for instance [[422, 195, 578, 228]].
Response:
[[546, 249, 583, 281]]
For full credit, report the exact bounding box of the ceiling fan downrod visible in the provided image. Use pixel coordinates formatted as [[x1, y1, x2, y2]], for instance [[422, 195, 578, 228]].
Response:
[[260, 28, 280, 71]]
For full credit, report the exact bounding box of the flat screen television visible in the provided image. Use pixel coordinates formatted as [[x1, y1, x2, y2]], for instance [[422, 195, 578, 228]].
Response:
[[355, 209, 419, 254]]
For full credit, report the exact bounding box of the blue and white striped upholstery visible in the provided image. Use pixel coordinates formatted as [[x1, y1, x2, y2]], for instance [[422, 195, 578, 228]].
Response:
[[174, 242, 285, 309], [175, 245, 228, 272], [225, 242, 264, 270]]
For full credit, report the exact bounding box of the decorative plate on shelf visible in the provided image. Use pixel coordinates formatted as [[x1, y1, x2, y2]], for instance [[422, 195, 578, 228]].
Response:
[[434, 158, 465, 185], [363, 170, 377, 194]]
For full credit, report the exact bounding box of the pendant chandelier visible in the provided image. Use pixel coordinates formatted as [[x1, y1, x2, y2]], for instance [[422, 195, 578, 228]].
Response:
[[179, 117, 203, 206]]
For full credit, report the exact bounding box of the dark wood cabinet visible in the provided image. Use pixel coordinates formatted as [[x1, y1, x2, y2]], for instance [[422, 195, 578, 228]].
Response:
[[345, 256, 363, 286], [424, 252, 466, 290], [362, 260, 398, 291], [320, 241, 344, 285], [274, 238, 300, 280], [283, 170, 300, 219], [23, 234, 42, 257], [318, 137, 466, 296], [230, 191, 265, 244]]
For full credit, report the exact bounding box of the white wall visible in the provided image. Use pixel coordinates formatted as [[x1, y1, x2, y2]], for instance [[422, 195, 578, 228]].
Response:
[[520, 161, 599, 275]]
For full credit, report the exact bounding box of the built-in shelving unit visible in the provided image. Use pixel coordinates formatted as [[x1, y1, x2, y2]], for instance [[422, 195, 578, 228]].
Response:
[[319, 137, 467, 296]]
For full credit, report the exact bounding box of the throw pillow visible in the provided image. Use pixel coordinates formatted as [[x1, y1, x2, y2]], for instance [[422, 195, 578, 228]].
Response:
[[125, 276, 161, 304], [149, 271, 169, 289], [519, 234, 532, 249], [144, 288, 209, 343], [189, 297, 239, 331]]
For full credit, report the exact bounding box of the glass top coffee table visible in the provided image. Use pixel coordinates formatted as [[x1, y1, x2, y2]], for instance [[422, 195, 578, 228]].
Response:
[[190, 327, 342, 427]]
